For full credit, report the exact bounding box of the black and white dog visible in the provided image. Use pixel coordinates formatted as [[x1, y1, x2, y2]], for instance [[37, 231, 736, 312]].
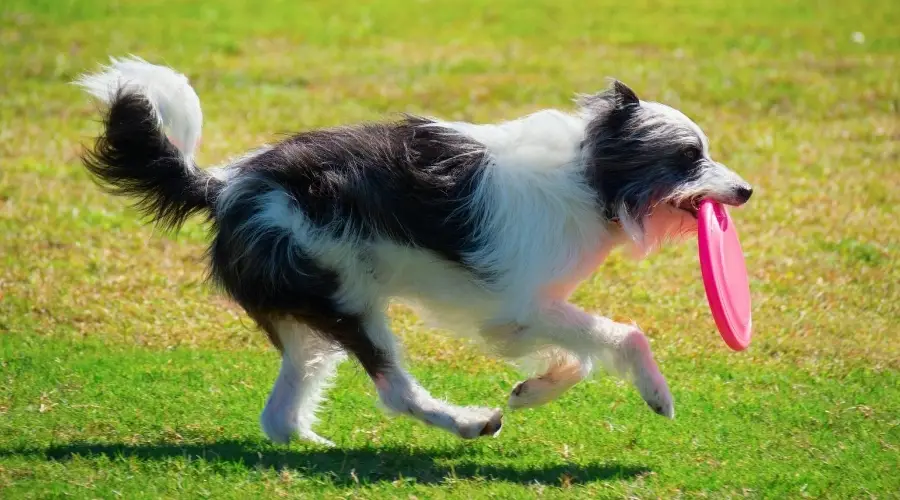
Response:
[[77, 57, 752, 446]]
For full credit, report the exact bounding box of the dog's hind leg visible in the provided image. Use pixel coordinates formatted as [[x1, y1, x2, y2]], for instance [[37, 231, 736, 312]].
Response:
[[258, 318, 345, 446], [343, 310, 504, 439]]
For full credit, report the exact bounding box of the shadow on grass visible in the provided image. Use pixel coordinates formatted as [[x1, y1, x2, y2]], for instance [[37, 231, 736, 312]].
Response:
[[3, 439, 649, 485]]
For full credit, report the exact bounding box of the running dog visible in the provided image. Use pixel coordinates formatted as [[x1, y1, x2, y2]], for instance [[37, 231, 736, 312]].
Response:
[[76, 57, 752, 446]]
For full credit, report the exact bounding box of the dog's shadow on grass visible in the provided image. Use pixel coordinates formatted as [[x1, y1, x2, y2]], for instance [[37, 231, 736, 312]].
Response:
[[5, 439, 649, 486]]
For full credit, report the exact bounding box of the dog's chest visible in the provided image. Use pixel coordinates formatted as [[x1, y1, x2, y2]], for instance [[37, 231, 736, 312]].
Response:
[[541, 229, 625, 300]]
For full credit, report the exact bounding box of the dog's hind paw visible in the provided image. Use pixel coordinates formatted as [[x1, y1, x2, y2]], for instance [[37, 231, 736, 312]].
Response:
[[454, 407, 504, 439], [299, 431, 336, 447], [260, 407, 335, 446]]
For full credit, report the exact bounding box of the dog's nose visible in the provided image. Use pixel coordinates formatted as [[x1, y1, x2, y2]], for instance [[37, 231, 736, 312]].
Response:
[[734, 185, 753, 204]]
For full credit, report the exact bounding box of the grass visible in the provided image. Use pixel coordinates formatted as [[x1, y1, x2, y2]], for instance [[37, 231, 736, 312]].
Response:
[[1, 0, 898, 497]]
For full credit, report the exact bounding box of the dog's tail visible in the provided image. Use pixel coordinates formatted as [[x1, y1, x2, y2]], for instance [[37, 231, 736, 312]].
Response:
[[76, 56, 223, 231]]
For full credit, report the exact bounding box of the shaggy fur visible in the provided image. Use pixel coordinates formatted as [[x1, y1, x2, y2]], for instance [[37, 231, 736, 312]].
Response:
[[77, 57, 752, 445]]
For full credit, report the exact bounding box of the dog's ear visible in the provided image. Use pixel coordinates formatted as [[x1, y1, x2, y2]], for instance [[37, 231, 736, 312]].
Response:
[[611, 80, 640, 108], [576, 80, 640, 116]]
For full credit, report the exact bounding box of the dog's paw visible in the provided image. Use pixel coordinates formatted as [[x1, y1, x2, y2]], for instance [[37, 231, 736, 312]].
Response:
[[624, 330, 675, 419], [508, 379, 553, 409], [260, 406, 293, 444], [644, 387, 675, 419], [299, 431, 336, 447], [509, 357, 585, 409], [455, 407, 503, 439], [260, 407, 334, 446]]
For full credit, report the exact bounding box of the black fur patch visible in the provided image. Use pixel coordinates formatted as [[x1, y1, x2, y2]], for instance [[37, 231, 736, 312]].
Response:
[[208, 174, 392, 375], [82, 91, 488, 376], [81, 90, 222, 231], [207, 117, 488, 374], [581, 85, 703, 221], [240, 117, 488, 266]]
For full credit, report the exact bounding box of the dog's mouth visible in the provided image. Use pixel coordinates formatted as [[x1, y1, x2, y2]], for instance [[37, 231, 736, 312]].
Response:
[[672, 198, 701, 219]]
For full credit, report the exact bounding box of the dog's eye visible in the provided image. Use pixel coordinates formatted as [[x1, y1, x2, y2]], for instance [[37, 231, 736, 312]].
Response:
[[683, 147, 701, 162]]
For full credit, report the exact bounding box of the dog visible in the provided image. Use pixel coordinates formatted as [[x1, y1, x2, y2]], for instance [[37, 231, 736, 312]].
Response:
[[76, 57, 752, 446]]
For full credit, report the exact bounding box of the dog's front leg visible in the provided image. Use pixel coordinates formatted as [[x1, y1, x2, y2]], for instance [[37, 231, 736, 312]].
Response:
[[500, 301, 674, 418], [508, 349, 589, 409]]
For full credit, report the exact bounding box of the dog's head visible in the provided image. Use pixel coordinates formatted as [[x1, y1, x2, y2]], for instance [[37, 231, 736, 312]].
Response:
[[579, 80, 752, 250]]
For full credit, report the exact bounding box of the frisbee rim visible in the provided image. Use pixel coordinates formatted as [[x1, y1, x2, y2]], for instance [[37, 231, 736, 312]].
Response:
[[697, 200, 752, 351]]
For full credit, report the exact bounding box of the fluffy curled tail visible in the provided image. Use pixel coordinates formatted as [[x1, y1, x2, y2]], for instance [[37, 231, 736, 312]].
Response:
[[76, 56, 222, 231]]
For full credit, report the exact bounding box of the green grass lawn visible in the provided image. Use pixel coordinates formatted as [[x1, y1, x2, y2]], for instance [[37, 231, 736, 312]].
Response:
[[2, 0, 899, 497]]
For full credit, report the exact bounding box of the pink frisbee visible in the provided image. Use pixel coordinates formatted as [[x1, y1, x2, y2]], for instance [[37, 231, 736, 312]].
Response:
[[697, 199, 752, 351]]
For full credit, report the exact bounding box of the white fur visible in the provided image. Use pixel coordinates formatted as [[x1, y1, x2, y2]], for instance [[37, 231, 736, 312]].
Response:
[[375, 368, 503, 439], [508, 350, 589, 409], [76, 56, 203, 162], [369, 312, 503, 439], [259, 319, 345, 446]]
